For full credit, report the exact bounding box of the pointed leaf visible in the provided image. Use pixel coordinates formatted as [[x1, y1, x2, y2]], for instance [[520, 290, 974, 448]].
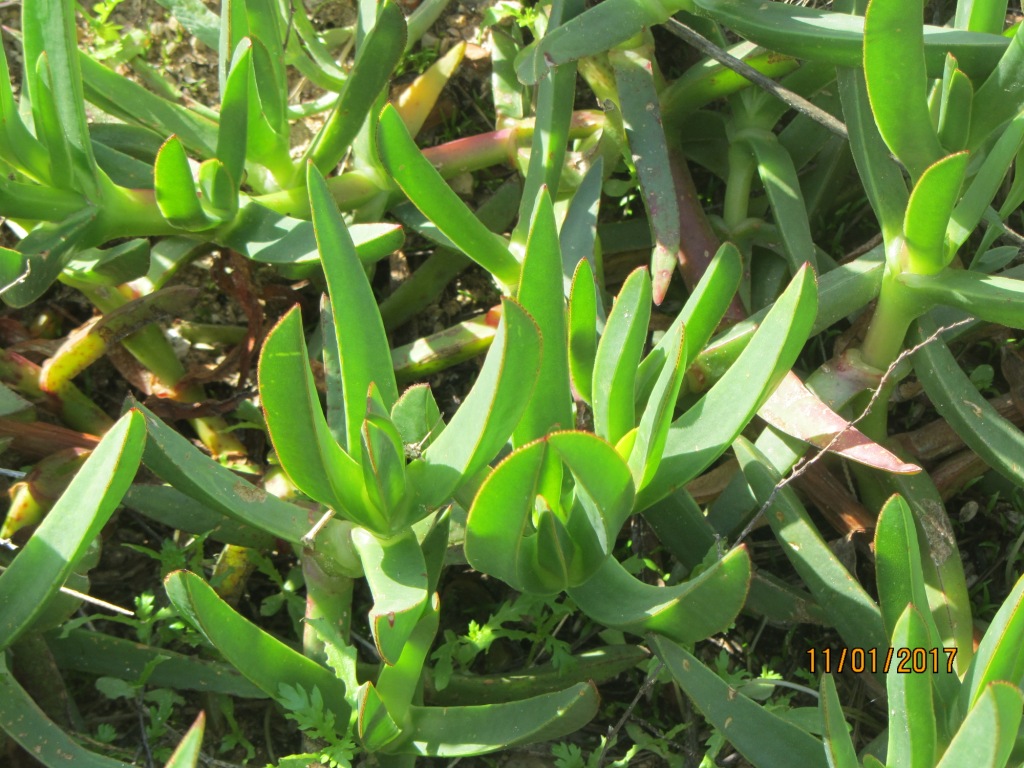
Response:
[[592, 268, 651, 445], [629, 320, 685, 490], [0, 410, 144, 650], [351, 528, 428, 666], [377, 104, 521, 288], [163, 713, 205, 768], [901, 152, 969, 275], [514, 189, 573, 444], [568, 259, 599, 405], [410, 299, 541, 508], [309, 164, 399, 449], [217, 39, 252, 188], [937, 682, 1023, 768], [311, 3, 407, 172], [820, 675, 859, 768], [937, 55, 974, 152], [165, 570, 350, 723], [653, 636, 828, 768], [887, 605, 937, 768], [643, 265, 817, 507], [569, 546, 750, 644], [864, 0, 944, 179], [969, 20, 1024, 150], [154, 136, 214, 231], [960, 570, 1024, 711], [395, 683, 600, 756]]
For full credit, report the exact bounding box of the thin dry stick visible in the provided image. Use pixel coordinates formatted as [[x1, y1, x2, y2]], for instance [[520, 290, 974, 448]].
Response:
[[663, 18, 849, 141], [595, 660, 665, 768], [733, 317, 975, 548]]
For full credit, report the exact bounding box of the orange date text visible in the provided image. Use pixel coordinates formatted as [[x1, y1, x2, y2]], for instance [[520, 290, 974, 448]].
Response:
[[807, 647, 957, 675]]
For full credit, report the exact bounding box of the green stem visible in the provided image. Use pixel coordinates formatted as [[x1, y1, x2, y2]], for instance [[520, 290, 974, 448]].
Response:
[[723, 142, 756, 229], [859, 267, 926, 371], [301, 557, 355, 664]]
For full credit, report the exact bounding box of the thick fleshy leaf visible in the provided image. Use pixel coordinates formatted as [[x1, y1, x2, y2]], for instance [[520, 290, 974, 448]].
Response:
[[390, 384, 443, 448], [395, 42, 465, 137], [154, 136, 214, 231], [2, 207, 98, 309], [163, 713, 205, 768], [887, 606, 937, 768], [22, 0, 97, 193], [743, 130, 817, 274], [820, 675, 859, 768], [560, 157, 603, 293], [636, 242, 742, 406], [937, 682, 1023, 768], [612, 46, 679, 303], [901, 152, 969, 275], [948, 111, 1024, 254], [911, 316, 1024, 491], [902, 270, 1024, 329], [569, 546, 750, 643], [693, 0, 1008, 80], [836, 68, 908, 244], [32, 54, 74, 189], [969, 20, 1024, 150], [937, 55, 973, 152], [954, 0, 1009, 34], [409, 299, 541, 509], [310, 3, 406, 172], [221, 203, 404, 267], [165, 570, 350, 722], [0, 655, 129, 768], [47, 628, 265, 698], [358, 682, 402, 751], [0, 42, 51, 183], [377, 105, 520, 287], [217, 39, 251, 188], [135, 401, 311, 543], [653, 636, 828, 768], [514, 190, 573, 444], [757, 373, 920, 473], [258, 308, 383, 531], [197, 158, 238, 220], [628, 320, 685, 490], [466, 432, 635, 592], [592, 268, 651, 445], [642, 265, 817, 507], [568, 259, 599, 405], [393, 683, 599, 756], [0, 410, 144, 650], [735, 438, 887, 657], [864, 0, 944, 179], [309, 164, 399, 449], [351, 528, 428, 666], [374, 593, 440, 720], [960, 571, 1024, 711], [875, 496, 942, 641]]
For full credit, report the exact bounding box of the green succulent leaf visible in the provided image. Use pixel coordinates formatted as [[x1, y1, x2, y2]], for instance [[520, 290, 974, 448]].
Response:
[[643, 264, 817, 507], [163, 713, 206, 768], [197, 158, 238, 221], [0, 655, 130, 768], [258, 307, 384, 531], [568, 258, 599, 406], [901, 152, 969, 275], [937, 682, 1023, 768], [569, 546, 750, 644], [734, 437, 887, 657], [560, 157, 603, 294], [694, 0, 1008, 80], [864, 0, 944, 179], [309, 163, 400, 451], [154, 136, 215, 231], [960, 565, 1024, 711], [592, 267, 651, 445], [937, 55, 974, 152], [357, 682, 402, 751], [611, 45, 680, 303], [390, 384, 443, 448], [954, 0, 1009, 34], [819, 674, 859, 768], [887, 605, 937, 768], [165, 570, 351, 723], [310, 3, 407, 172], [969, 20, 1024, 150], [351, 527, 429, 666], [217, 38, 252, 188], [393, 683, 600, 756], [377, 104, 521, 288], [409, 298, 541, 509], [653, 636, 828, 768], [514, 189, 574, 445], [0, 410, 144, 651], [466, 431, 635, 593], [135, 401, 311, 543]]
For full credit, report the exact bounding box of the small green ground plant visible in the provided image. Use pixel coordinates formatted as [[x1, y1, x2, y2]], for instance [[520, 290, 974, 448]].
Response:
[[5, 0, 1024, 765]]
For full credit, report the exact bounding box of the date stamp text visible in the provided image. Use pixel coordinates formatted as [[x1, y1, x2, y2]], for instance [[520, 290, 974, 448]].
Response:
[[807, 647, 957, 674]]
